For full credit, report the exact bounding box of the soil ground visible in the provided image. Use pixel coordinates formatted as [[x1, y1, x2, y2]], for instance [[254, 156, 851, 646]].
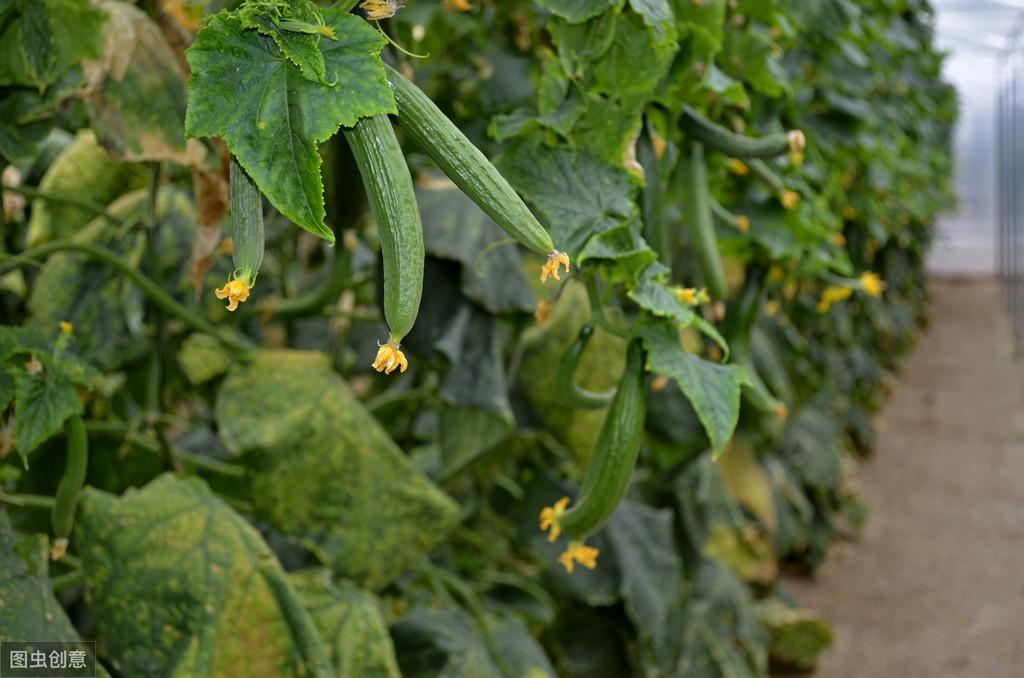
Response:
[[781, 278, 1024, 678]]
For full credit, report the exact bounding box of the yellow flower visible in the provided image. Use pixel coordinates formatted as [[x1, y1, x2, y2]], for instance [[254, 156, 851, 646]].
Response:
[[539, 496, 569, 543], [360, 0, 404, 20], [773, 401, 788, 419], [859, 272, 886, 298], [728, 159, 749, 176], [790, 150, 804, 166], [25, 356, 42, 375], [651, 375, 669, 392], [534, 299, 552, 325], [443, 0, 473, 10], [51, 537, 68, 561], [768, 265, 786, 283], [842, 206, 857, 220], [780, 190, 800, 210], [59, 321, 73, 335], [675, 287, 708, 306], [540, 250, 571, 283], [833, 232, 847, 247], [371, 340, 409, 375], [558, 541, 599, 573], [735, 215, 750, 233], [816, 285, 853, 313], [787, 129, 806, 153], [763, 299, 780, 317], [214, 277, 251, 312]]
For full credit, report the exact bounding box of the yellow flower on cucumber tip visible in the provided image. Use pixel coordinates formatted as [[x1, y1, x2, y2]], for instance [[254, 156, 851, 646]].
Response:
[[816, 285, 853, 313], [214, 277, 251, 312], [540, 250, 571, 283], [781, 190, 800, 209], [728, 158, 749, 176], [860, 272, 886, 298], [59, 321, 73, 334], [558, 541, 599, 573], [372, 340, 408, 375], [539, 496, 569, 543], [676, 287, 709, 306]]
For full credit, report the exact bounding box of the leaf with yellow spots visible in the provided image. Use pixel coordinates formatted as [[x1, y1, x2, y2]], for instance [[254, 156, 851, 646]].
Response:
[[76, 474, 333, 677], [215, 350, 459, 589]]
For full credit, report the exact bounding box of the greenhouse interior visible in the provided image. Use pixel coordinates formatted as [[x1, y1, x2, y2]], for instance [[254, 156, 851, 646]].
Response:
[[0, 0, 1021, 676]]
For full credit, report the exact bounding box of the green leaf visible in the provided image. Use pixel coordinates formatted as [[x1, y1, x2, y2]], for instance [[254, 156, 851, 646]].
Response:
[[0, 0, 107, 89], [13, 368, 81, 461], [291, 570, 401, 678], [215, 350, 460, 589], [498, 144, 636, 258], [239, 0, 331, 85], [535, 0, 618, 24], [635, 316, 746, 455], [82, 1, 205, 165], [417, 179, 535, 314], [756, 598, 833, 672], [0, 513, 80, 642], [177, 333, 233, 384], [77, 474, 331, 677], [627, 264, 697, 326], [185, 8, 396, 241]]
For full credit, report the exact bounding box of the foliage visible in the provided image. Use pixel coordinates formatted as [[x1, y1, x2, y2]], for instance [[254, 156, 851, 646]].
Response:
[[0, 0, 954, 676]]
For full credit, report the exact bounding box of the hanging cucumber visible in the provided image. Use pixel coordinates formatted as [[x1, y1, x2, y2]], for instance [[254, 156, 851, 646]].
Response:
[[540, 338, 646, 573], [555, 325, 616, 409], [725, 267, 786, 419], [51, 415, 88, 558], [638, 132, 669, 265], [384, 65, 570, 282], [679, 143, 727, 300], [214, 157, 265, 312], [681, 106, 803, 159], [344, 114, 424, 374]]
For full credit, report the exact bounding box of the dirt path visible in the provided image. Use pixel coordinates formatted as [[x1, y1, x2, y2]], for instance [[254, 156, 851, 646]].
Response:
[[781, 278, 1024, 678]]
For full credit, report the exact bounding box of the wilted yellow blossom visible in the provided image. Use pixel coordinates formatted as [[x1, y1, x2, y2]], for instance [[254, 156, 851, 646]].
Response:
[[860, 272, 886, 298], [443, 0, 473, 10], [59, 321, 73, 335], [763, 299, 780, 317], [360, 0, 403, 20], [842, 206, 857, 220], [833, 232, 847, 247], [735, 215, 750, 233], [558, 541, 599, 573], [773, 401, 788, 419], [214, 277, 251, 312], [788, 129, 806, 152], [781, 190, 800, 209], [534, 299, 553, 325], [817, 286, 853, 313], [25, 357, 42, 375], [540, 251, 571, 283], [372, 340, 408, 375], [539, 496, 569, 542], [651, 375, 669, 391]]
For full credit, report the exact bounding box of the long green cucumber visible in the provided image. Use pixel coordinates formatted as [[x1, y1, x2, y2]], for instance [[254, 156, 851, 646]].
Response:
[[558, 338, 646, 539], [52, 416, 88, 540], [230, 156, 264, 284], [724, 267, 785, 417], [555, 325, 616, 409], [681, 106, 798, 159], [679, 143, 727, 300], [638, 133, 669, 264], [344, 114, 424, 346], [385, 64, 556, 257]]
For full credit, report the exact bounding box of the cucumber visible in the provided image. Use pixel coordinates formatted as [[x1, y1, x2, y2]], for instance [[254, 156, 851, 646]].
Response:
[[384, 65, 558, 259], [52, 416, 88, 542], [547, 338, 646, 545], [344, 114, 424, 373], [638, 133, 669, 264], [681, 105, 795, 159], [555, 325, 616, 409], [230, 156, 264, 285], [724, 267, 786, 418], [679, 143, 727, 300]]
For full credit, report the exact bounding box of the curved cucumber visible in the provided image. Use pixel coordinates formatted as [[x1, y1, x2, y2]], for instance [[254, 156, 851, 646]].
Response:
[[559, 338, 647, 539], [679, 143, 727, 300], [230, 156, 264, 284], [385, 64, 555, 256], [555, 325, 616, 409], [52, 416, 88, 540], [681, 106, 792, 159], [344, 114, 424, 343]]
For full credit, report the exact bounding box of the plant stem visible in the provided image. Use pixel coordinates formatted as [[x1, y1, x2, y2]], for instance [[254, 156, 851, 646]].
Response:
[[50, 569, 84, 593], [142, 163, 173, 469], [0, 183, 123, 225], [85, 420, 246, 478], [0, 492, 55, 509], [584, 273, 631, 339], [0, 240, 251, 354]]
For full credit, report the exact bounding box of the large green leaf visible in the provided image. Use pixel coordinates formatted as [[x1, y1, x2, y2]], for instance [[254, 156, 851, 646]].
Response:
[[12, 367, 81, 461], [77, 474, 332, 677], [0, 513, 80, 641], [498, 144, 636, 258], [291, 570, 401, 678], [185, 7, 395, 241], [215, 350, 459, 589], [535, 0, 618, 24], [0, 0, 107, 89], [635, 316, 746, 455]]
